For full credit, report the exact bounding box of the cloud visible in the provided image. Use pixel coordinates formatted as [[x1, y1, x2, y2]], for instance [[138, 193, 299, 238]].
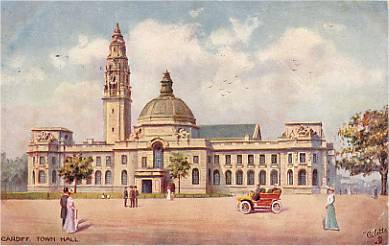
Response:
[[1, 55, 47, 86], [50, 35, 109, 69], [209, 16, 261, 46], [189, 7, 204, 18]]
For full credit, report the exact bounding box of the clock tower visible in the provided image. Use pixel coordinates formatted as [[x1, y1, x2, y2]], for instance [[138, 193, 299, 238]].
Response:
[[102, 23, 131, 144]]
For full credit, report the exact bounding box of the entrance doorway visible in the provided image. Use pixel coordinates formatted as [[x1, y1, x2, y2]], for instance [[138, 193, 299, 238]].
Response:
[[142, 180, 152, 193]]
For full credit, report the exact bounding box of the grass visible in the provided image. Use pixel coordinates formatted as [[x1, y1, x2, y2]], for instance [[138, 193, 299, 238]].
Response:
[[0, 192, 233, 200]]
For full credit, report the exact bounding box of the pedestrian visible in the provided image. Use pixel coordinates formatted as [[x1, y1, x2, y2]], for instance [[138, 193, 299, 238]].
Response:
[[129, 186, 135, 208], [60, 187, 69, 228], [323, 186, 340, 231], [134, 186, 139, 207], [170, 182, 176, 200], [63, 189, 77, 233], [253, 184, 261, 201], [166, 183, 171, 200], [123, 186, 129, 207]]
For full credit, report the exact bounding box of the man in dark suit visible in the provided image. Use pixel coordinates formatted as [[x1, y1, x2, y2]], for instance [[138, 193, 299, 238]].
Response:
[[123, 186, 129, 207], [170, 182, 176, 200], [60, 187, 69, 227], [134, 186, 139, 207], [129, 186, 135, 208]]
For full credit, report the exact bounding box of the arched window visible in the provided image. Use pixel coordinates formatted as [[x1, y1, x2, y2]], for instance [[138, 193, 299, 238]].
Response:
[[51, 170, 57, 184], [95, 171, 102, 185], [192, 168, 199, 185], [259, 170, 266, 185], [225, 170, 232, 185], [213, 170, 220, 185], [32, 171, 35, 185], [236, 170, 243, 185], [38, 171, 46, 184], [153, 142, 164, 169], [287, 170, 293, 185], [247, 170, 255, 185], [270, 170, 278, 185], [121, 170, 128, 185], [312, 169, 318, 186], [298, 170, 306, 185], [105, 170, 112, 185]]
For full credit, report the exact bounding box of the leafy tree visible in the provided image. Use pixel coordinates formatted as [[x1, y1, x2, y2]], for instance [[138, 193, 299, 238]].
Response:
[[1, 153, 28, 192], [337, 106, 388, 195], [167, 152, 191, 194], [58, 154, 93, 193]]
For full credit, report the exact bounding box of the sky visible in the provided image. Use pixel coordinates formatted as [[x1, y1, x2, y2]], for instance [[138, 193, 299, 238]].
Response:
[[1, 1, 388, 159]]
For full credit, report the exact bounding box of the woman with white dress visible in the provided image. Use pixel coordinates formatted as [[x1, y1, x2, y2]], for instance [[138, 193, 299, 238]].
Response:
[[63, 193, 77, 233], [323, 187, 340, 231], [166, 183, 171, 200]]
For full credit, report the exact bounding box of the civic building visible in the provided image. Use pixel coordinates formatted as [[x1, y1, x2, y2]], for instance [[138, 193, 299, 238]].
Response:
[[27, 24, 336, 194]]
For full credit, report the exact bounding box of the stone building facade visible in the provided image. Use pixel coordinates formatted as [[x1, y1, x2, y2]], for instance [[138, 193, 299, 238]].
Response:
[[27, 24, 336, 194]]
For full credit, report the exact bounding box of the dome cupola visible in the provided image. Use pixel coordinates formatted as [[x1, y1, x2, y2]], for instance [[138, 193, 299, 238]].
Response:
[[137, 71, 196, 126]]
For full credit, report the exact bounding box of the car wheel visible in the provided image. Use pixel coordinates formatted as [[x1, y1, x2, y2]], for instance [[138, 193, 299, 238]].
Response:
[[271, 201, 282, 214], [240, 201, 252, 214]]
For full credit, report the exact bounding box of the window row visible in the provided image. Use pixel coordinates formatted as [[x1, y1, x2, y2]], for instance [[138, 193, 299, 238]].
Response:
[[205, 169, 319, 186], [32, 170, 130, 186]]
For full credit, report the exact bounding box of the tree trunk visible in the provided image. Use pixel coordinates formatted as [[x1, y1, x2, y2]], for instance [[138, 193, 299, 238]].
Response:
[[178, 175, 181, 194], [74, 177, 77, 193], [380, 171, 387, 195]]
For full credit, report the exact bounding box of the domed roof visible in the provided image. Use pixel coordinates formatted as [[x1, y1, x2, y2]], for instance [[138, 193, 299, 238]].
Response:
[[138, 71, 196, 126]]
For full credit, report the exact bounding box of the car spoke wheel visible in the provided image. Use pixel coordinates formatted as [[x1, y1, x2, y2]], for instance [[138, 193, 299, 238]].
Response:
[[271, 201, 282, 214], [240, 201, 252, 214]]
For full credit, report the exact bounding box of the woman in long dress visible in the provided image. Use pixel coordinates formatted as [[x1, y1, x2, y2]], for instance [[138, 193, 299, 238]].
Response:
[[166, 183, 171, 200], [323, 187, 340, 231], [63, 193, 77, 233]]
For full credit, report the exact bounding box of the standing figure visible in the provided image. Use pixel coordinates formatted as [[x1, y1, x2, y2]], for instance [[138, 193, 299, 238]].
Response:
[[253, 184, 261, 201], [166, 183, 171, 200], [170, 182, 176, 200], [123, 187, 129, 207], [63, 190, 77, 233], [323, 187, 340, 231], [60, 187, 69, 228], [134, 186, 139, 207], [129, 186, 135, 208]]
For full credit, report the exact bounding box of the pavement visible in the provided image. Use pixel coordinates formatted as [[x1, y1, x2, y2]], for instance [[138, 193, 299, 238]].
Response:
[[1, 194, 388, 244]]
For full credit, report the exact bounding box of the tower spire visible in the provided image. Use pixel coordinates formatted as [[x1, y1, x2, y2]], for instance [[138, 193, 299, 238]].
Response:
[[113, 22, 122, 37], [160, 70, 174, 97]]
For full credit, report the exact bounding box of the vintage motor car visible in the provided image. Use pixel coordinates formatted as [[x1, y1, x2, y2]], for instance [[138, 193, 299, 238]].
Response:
[[236, 188, 282, 214]]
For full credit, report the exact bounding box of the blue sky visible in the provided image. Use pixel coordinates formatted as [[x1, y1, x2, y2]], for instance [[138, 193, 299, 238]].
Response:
[[1, 1, 388, 158]]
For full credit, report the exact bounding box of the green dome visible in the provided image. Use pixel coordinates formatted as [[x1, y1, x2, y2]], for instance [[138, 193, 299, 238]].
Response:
[[137, 71, 196, 126]]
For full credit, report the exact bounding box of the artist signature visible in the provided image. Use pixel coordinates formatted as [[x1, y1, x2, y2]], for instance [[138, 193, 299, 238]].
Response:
[[363, 227, 388, 244]]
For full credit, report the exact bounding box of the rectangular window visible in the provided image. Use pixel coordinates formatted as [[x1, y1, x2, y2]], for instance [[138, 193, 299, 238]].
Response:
[[39, 156, 45, 165], [121, 155, 127, 165], [313, 153, 318, 163], [193, 156, 199, 164], [271, 154, 277, 164], [214, 155, 219, 165], [259, 154, 265, 165], [288, 153, 293, 164], [142, 157, 147, 168], [225, 155, 231, 165], [106, 156, 112, 166], [96, 156, 101, 166], [33, 156, 36, 164], [248, 155, 254, 165], [51, 156, 56, 165], [300, 153, 306, 163], [207, 156, 212, 164], [237, 155, 242, 165]]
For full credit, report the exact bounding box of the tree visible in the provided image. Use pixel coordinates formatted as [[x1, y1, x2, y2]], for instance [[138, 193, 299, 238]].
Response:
[[167, 152, 191, 194], [58, 154, 93, 193], [1, 153, 28, 192], [337, 106, 388, 195]]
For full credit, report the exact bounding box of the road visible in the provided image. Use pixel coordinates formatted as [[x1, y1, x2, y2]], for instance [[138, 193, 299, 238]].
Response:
[[1, 194, 387, 244]]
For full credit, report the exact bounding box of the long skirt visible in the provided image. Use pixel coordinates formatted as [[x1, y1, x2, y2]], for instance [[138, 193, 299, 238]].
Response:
[[323, 204, 340, 231], [167, 189, 171, 200], [63, 208, 77, 233]]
